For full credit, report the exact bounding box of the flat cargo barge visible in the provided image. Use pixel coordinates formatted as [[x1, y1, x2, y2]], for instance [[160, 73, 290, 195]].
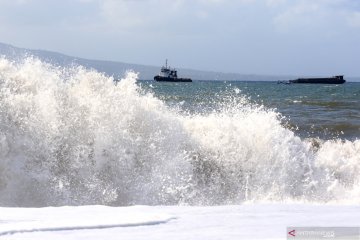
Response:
[[289, 75, 345, 84]]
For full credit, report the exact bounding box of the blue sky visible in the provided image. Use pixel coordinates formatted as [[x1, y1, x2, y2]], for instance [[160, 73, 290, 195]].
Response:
[[1, 0, 360, 76]]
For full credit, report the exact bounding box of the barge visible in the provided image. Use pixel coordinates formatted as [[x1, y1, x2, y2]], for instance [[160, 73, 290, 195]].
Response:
[[288, 75, 346, 84]]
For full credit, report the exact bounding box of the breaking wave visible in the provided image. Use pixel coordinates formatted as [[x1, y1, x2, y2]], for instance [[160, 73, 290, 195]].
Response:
[[0, 57, 359, 207]]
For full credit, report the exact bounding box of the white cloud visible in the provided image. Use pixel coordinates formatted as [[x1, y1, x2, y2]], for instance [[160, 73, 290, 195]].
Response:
[[197, 0, 256, 4], [0, 0, 31, 5], [99, 0, 187, 29], [77, 0, 95, 3], [273, 1, 322, 30], [347, 11, 360, 28], [266, 0, 286, 7], [198, 0, 224, 3], [100, 0, 144, 28], [196, 10, 209, 20], [98, 0, 235, 31], [271, 0, 360, 31], [267, 0, 360, 32]]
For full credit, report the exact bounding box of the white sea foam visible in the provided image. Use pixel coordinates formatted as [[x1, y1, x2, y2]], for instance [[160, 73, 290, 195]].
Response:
[[1, 204, 359, 239], [0, 57, 359, 207]]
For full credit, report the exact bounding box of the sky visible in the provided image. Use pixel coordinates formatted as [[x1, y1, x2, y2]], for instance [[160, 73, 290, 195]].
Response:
[[0, 0, 359, 76]]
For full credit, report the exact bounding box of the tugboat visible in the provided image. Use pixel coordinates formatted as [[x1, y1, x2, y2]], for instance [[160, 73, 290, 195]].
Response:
[[154, 59, 192, 82]]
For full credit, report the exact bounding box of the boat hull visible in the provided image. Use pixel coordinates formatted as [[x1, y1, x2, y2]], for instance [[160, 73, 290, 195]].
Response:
[[154, 76, 192, 82], [289, 76, 345, 84]]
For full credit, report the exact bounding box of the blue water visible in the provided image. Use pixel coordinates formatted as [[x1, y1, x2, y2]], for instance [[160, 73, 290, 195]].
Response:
[[140, 81, 360, 141]]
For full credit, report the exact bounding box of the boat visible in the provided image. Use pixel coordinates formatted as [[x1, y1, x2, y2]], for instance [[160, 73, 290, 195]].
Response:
[[277, 80, 291, 84], [288, 75, 346, 84], [154, 60, 192, 82]]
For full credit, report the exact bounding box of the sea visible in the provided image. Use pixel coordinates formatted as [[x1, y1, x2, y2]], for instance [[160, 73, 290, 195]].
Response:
[[0, 57, 359, 208], [1, 57, 360, 239], [140, 80, 360, 141]]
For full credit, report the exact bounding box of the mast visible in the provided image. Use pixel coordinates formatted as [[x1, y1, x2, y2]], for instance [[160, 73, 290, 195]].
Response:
[[165, 59, 168, 68]]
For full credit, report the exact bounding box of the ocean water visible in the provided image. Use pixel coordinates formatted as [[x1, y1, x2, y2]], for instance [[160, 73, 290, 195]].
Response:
[[0, 57, 359, 207], [140, 80, 360, 141]]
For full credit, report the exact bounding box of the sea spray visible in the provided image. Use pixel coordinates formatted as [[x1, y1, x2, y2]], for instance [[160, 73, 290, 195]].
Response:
[[0, 57, 359, 207]]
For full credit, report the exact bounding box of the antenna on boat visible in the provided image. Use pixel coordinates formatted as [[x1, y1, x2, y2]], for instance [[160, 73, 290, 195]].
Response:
[[165, 59, 168, 68]]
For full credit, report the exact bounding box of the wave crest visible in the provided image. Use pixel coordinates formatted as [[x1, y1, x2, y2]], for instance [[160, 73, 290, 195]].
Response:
[[0, 57, 359, 206]]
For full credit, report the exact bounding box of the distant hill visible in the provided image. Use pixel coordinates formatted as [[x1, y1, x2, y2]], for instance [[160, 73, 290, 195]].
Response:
[[0, 42, 161, 80], [1, 42, 358, 82]]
